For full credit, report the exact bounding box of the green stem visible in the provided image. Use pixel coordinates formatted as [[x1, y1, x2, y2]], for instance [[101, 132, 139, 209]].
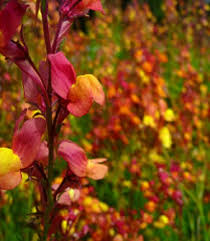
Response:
[[42, 104, 54, 241], [40, 0, 55, 240]]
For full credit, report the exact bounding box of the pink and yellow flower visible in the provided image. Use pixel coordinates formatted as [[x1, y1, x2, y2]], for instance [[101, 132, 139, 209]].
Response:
[[58, 140, 108, 179], [0, 118, 45, 190], [48, 52, 105, 117]]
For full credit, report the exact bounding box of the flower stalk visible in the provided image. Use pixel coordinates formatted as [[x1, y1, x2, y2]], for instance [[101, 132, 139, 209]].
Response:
[[0, 0, 107, 240]]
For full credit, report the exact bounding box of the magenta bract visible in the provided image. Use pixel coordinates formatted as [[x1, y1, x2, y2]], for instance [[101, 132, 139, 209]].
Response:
[[0, 0, 27, 48]]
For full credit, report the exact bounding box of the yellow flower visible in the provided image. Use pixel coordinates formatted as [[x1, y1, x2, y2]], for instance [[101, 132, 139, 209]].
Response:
[[99, 201, 109, 212], [159, 127, 172, 148], [159, 215, 169, 225], [154, 215, 169, 228], [143, 115, 156, 128], [164, 109, 175, 122], [61, 220, 68, 233]]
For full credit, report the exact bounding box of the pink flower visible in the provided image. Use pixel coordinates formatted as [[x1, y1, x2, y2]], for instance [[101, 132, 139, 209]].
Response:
[[0, 118, 46, 190], [58, 140, 87, 177], [48, 52, 105, 117], [58, 140, 108, 179], [172, 190, 183, 206]]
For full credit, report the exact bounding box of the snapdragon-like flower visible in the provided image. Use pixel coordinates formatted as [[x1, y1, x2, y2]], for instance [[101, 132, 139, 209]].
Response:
[[58, 140, 108, 179], [60, 0, 104, 19], [48, 51, 105, 117], [0, 118, 45, 190]]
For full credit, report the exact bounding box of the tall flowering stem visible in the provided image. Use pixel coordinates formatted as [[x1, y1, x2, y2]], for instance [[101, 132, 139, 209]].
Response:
[[40, 0, 54, 239], [0, 0, 107, 240], [41, 0, 51, 54]]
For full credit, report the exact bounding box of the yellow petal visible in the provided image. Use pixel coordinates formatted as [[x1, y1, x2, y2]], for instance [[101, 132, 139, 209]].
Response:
[[0, 148, 22, 176], [74, 74, 105, 105]]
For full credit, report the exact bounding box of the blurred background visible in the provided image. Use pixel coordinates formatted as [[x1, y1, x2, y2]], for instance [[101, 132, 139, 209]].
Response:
[[0, 0, 209, 240]]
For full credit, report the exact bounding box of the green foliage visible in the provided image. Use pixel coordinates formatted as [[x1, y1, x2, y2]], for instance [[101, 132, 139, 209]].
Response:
[[0, 186, 34, 241]]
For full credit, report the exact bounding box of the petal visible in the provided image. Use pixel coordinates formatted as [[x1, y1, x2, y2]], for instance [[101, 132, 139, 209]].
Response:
[[12, 118, 46, 168], [0, 148, 22, 176], [48, 52, 76, 99], [89, 158, 107, 164], [68, 74, 104, 117], [77, 0, 104, 13], [0, 171, 22, 190], [86, 158, 108, 180], [0, 0, 27, 47], [35, 141, 49, 166], [76, 74, 105, 105], [67, 94, 93, 117], [22, 72, 43, 106], [58, 140, 87, 177]]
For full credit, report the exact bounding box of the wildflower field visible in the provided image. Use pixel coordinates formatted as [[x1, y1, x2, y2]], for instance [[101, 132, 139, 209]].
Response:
[[0, 0, 209, 240]]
